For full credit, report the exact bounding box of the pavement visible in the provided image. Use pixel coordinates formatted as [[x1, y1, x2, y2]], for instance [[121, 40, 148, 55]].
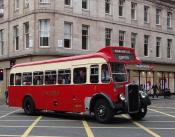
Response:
[[0, 96, 175, 137]]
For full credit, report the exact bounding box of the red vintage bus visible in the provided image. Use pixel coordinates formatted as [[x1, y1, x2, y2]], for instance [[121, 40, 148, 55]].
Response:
[[8, 46, 151, 123]]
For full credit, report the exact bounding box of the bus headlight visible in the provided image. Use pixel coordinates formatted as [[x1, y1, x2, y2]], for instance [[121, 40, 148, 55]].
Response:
[[119, 93, 125, 101], [139, 91, 147, 98]]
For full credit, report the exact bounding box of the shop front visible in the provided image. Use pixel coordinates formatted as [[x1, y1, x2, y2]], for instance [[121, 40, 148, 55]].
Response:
[[127, 64, 175, 95]]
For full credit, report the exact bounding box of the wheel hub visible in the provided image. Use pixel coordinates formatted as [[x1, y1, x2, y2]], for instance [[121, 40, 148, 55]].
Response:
[[97, 105, 105, 117]]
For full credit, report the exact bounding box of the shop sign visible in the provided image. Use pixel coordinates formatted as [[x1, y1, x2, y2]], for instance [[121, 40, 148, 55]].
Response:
[[136, 64, 154, 70]]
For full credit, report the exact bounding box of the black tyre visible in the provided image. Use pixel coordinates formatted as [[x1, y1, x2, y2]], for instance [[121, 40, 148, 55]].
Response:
[[129, 104, 147, 120], [23, 97, 36, 115], [94, 99, 114, 123]]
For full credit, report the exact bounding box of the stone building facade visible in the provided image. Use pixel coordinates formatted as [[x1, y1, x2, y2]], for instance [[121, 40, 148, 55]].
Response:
[[0, 0, 175, 101]]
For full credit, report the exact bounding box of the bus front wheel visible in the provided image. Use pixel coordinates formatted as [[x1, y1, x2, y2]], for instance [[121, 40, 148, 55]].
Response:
[[129, 104, 147, 120], [23, 97, 36, 115], [94, 99, 114, 123]]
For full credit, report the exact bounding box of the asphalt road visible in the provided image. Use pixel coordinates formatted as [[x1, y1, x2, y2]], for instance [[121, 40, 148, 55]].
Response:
[[0, 96, 175, 137]]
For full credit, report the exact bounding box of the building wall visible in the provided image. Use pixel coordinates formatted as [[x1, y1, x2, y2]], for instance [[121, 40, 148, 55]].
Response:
[[0, 0, 175, 101]]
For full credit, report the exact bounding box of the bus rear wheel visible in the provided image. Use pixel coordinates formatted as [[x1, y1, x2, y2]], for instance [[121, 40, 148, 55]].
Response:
[[23, 97, 36, 115], [94, 99, 114, 123]]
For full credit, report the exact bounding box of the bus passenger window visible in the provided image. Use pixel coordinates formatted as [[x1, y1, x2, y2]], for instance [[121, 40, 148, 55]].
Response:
[[58, 69, 71, 84], [22, 73, 32, 85], [45, 70, 56, 85], [10, 74, 14, 85], [101, 64, 110, 83], [90, 65, 99, 83], [15, 73, 22, 85], [73, 67, 86, 84], [33, 71, 43, 85]]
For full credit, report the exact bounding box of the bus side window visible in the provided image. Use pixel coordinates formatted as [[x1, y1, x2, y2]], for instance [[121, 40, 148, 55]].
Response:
[[101, 64, 110, 83], [22, 72, 32, 85], [58, 69, 71, 84], [45, 70, 56, 85], [90, 65, 99, 83], [15, 73, 22, 85], [10, 74, 14, 86], [33, 71, 43, 85], [73, 67, 86, 84]]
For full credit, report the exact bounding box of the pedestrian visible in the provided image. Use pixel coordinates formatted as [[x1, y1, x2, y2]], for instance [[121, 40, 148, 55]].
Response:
[[152, 84, 159, 98], [4, 90, 8, 104]]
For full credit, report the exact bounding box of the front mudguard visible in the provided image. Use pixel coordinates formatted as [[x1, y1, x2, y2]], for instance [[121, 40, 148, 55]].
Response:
[[141, 96, 151, 106]]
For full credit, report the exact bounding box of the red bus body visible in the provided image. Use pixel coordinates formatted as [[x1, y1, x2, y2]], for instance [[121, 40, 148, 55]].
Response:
[[8, 46, 150, 122]]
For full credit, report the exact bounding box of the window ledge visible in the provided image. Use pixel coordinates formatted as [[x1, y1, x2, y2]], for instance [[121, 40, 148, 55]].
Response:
[[64, 5, 73, 8], [39, 46, 50, 48]]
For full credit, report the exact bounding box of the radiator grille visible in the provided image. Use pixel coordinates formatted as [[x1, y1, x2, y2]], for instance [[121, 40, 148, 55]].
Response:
[[126, 84, 139, 113]]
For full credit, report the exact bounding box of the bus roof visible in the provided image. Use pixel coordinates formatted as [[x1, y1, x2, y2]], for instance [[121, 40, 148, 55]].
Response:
[[13, 46, 141, 68]]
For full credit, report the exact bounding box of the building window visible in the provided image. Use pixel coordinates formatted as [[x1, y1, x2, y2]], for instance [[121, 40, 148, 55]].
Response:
[[144, 35, 149, 56], [156, 9, 161, 25], [144, 6, 149, 23], [82, 0, 88, 9], [167, 12, 172, 28], [131, 33, 137, 49], [0, 0, 4, 9], [131, 2, 137, 20], [24, 0, 29, 8], [14, 25, 19, 51], [156, 37, 161, 57], [24, 22, 30, 49], [105, 28, 112, 47], [119, 0, 125, 17], [0, 29, 4, 55], [39, 0, 50, 4], [167, 39, 172, 58], [39, 19, 50, 47], [14, 0, 19, 11], [82, 25, 89, 50], [65, 0, 71, 6], [105, 0, 111, 14], [119, 31, 125, 46], [64, 22, 72, 48]]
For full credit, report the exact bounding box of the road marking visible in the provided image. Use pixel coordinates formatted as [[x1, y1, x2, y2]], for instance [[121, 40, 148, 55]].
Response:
[[0, 109, 20, 119], [28, 136, 68, 137], [0, 135, 20, 137], [122, 115, 160, 137], [149, 108, 175, 118], [21, 116, 42, 137], [82, 121, 94, 137], [139, 121, 175, 123], [150, 106, 175, 110], [0, 119, 78, 122]]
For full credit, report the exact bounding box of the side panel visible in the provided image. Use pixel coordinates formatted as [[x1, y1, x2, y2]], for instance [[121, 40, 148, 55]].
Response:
[[8, 84, 115, 112]]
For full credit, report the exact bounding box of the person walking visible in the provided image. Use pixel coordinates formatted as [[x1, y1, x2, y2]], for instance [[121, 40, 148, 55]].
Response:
[[152, 84, 159, 98]]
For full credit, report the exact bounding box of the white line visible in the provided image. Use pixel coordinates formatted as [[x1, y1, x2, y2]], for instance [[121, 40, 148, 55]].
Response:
[[0, 135, 20, 137], [149, 106, 175, 110], [0, 119, 78, 122], [0, 109, 20, 119], [28, 136, 68, 137], [150, 128, 175, 130], [149, 108, 175, 118], [139, 121, 175, 123]]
